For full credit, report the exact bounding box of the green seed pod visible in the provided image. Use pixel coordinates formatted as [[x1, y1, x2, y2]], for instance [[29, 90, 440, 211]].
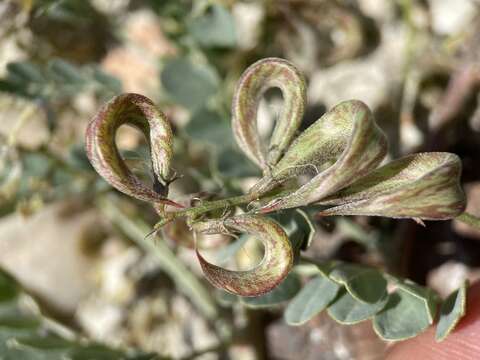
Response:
[[195, 215, 293, 296], [317, 152, 466, 220], [254, 100, 387, 209], [232, 58, 306, 171], [85, 93, 181, 207]]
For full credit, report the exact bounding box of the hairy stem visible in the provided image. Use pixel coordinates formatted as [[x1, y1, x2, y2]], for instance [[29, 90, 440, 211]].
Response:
[[456, 212, 480, 231], [155, 188, 295, 229], [175, 192, 259, 219]]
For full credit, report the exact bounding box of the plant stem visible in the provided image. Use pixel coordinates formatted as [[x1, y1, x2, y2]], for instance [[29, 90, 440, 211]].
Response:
[[456, 212, 480, 231], [98, 195, 218, 320], [173, 192, 258, 218], [155, 188, 295, 229]]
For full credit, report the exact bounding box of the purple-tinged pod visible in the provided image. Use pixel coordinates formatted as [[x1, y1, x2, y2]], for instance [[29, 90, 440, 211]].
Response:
[[85, 93, 182, 207], [232, 58, 306, 171], [256, 100, 387, 210], [316, 153, 466, 220], [195, 215, 293, 297]]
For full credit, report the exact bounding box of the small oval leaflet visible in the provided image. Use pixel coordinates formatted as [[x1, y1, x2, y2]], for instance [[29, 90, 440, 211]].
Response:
[[284, 275, 341, 325], [327, 289, 388, 324], [373, 284, 438, 341], [435, 281, 468, 342]]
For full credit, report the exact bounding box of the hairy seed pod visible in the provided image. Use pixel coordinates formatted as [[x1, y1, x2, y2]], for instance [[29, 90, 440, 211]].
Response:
[[195, 215, 293, 296], [85, 93, 181, 207], [232, 57, 306, 171], [317, 152, 466, 220], [255, 100, 387, 210]]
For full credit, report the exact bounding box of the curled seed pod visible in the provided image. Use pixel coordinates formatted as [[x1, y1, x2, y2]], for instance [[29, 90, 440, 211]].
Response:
[[232, 57, 306, 171], [195, 215, 293, 297], [317, 153, 466, 220], [256, 100, 387, 211], [85, 93, 181, 207]]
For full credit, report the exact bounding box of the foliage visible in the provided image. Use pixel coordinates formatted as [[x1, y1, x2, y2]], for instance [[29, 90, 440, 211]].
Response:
[[0, 59, 120, 102], [0, 269, 160, 360], [85, 57, 468, 342], [2, 1, 480, 358]]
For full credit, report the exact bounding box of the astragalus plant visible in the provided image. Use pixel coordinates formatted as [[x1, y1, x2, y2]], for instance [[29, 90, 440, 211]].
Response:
[[86, 57, 475, 342]]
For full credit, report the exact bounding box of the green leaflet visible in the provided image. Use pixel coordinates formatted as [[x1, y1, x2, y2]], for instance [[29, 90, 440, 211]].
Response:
[[185, 107, 233, 148], [373, 284, 438, 341], [232, 58, 306, 170], [188, 4, 237, 48], [195, 215, 294, 296], [397, 281, 438, 324], [327, 288, 388, 324], [284, 275, 341, 325], [257, 100, 387, 211], [318, 153, 466, 220], [329, 263, 387, 303], [85, 93, 181, 207], [161, 58, 219, 111], [435, 281, 468, 342]]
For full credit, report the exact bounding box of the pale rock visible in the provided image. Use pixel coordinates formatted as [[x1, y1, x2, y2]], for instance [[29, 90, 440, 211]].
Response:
[[0, 4, 29, 74], [101, 9, 176, 97], [0, 97, 49, 149], [72, 91, 97, 116], [124, 9, 177, 58], [76, 242, 220, 357], [400, 120, 423, 152], [429, 0, 476, 35], [0, 36, 26, 74], [98, 245, 140, 302], [357, 0, 395, 22], [76, 297, 124, 345], [91, 0, 130, 15], [428, 261, 480, 298], [0, 202, 99, 313], [102, 47, 159, 97], [232, 3, 265, 50], [309, 25, 407, 110]]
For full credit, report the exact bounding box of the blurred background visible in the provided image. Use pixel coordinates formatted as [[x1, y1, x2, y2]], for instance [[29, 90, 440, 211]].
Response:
[[1, 0, 480, 359]]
